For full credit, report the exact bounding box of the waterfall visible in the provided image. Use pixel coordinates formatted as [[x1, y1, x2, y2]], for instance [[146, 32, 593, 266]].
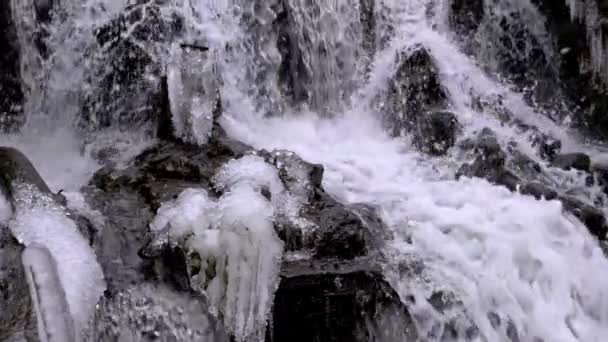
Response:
[[3, 0, 608, 341]]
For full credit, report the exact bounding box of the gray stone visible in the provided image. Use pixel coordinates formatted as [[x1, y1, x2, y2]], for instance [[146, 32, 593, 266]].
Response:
[[552, 153, 592, 172], [521, 182, 558, 200], [560, 196, 608, 240]]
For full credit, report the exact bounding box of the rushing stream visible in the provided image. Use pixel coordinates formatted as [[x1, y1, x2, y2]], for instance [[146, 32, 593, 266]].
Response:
[[2, 0, 608, 341]]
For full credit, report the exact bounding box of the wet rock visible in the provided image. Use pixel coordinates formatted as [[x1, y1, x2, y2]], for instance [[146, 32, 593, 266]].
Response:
[[0, 226, 35, 341], [93, 284, 227, 342], [385, 46, 449, 137], [275, 2, 310, 106], [509, 150, 542, 179], [560, 196, 608, 240], [0, 147, 69, 207], [272, 260, 417, 342], [416, 110, 460, 156], [457, 128, 507, 181], [521, 182, 558, 200], [258, 149, 384, 259], [534, 134, 562, 161], [0, 2, 25, 133], [449, 0, 484, 42], [303, 188, 385, 260], [593, 163, 608, 194], [0, 147, 53, 195], [532, 0, 608, 140], [496, 170, 522, 192], [551, 153, 591, 172], [81, 2, 185, 132]]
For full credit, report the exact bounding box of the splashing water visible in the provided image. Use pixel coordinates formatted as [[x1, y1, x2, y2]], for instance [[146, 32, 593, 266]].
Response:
[[217, 1, 608, 341], [5, 0, 608, 341]]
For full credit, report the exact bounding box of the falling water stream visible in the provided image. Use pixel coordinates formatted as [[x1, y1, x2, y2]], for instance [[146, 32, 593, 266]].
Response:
[[3, 0, 608, 341]]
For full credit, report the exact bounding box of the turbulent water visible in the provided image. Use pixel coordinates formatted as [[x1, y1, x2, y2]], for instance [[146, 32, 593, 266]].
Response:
[[4, 0, 608, 341]]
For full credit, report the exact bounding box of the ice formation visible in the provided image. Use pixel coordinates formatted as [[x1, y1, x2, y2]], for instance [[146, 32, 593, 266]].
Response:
[[149, 155, 285, 341], [9, 183, 106, 339], [22, 245, 76, 342]]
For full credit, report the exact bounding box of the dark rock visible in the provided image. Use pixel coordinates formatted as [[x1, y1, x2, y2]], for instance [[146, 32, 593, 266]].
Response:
[[593, 163, 608, 193], [496, 170, 522, 192], [416, 110, 460, 155], [308, 191, 385, 260], [449, 0, 484, 42], [385, 46, 449, 137], [275, 2, 310, 106], [81, 2, 185, 132], [509, 150, 542, 179], [521, 182, 558, 200], [531, 0, 608, 140], [0, 147, 53, 195], [0, 2, 25, 133], [560, 196, 608, 240], [457, 128, 507, 182], [551, 153, 592, 172], [272, 261, 417, 342], [0, 226, 35, 341], [534, 134, 562, 161]]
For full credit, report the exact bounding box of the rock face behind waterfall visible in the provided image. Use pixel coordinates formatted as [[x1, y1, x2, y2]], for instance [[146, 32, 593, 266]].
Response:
[[449, 0, 608, 139], [81, 2, 185, 133], [0, 2, 25, 132]]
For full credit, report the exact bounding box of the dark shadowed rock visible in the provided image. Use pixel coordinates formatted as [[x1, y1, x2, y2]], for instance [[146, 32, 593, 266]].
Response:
[[0, 226, 35, 341], [416, 110, 460, 155], [521, 182, 558, 200], [385, 46, 449, 137], [81, 2, 185, 132], [535, 133, 562, 161], [272, 260, 417, 342], [0, 147, 52, 195], [508, 150, 542, 179], [593, 163, 608, 194], [552, 153, 591, 172], [0, 2, 25, 133], [449, 0, 484, 53], [531, 0, 608, 140], [561, 196, 608, 240], [457, 128, 507, 181]]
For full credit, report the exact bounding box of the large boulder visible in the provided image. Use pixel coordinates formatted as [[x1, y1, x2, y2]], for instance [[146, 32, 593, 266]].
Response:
[[88, 108, 411, 340], [272, 261, 417, 342]]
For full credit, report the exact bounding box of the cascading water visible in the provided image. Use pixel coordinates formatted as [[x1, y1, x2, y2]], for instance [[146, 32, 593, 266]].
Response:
[[3, 0, 608, 341]]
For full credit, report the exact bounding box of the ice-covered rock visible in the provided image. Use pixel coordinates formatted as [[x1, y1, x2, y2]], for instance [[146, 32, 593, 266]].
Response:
[[146, 156, 285, 342], [0, 147, 106, 340], [22, 245, 75, 342], [10, 183, 106, 339]]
